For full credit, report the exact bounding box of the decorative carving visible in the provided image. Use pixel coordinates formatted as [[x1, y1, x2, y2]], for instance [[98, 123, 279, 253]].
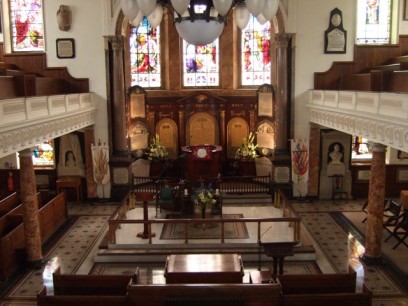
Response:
[[57, 5, 72, 31]]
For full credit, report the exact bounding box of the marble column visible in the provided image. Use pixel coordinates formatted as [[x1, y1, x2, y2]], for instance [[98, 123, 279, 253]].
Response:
[[274, 34, 291, 155], [361, 143, 386, 263], [19, 149, 43, 265], [105, 35, 128, 157]]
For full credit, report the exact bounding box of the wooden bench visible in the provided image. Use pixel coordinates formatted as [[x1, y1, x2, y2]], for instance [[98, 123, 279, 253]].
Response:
[[276, 268, 357, 294], [127, 283, 282, 306], [37, 286, 130, 306], [276, 266, 372, 306], [0, 212, 25, 280], [0, 192, 67, 281], [52, 266, 138, 296], [281, 284, 372, 306], [0, 192, 20, 217]]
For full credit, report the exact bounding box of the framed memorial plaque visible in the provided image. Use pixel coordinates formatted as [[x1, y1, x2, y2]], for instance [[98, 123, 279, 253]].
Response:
[[324, 8, 346, 54], [56, 38, 75, 59]]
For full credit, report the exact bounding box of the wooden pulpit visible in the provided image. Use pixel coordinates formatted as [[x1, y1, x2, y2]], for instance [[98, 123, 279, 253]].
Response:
[[182, 145, 222, 180]]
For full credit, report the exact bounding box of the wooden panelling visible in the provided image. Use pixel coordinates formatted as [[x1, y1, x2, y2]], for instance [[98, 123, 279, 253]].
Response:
[[0, 43, 88, 93], [315, 35, 408, 90]]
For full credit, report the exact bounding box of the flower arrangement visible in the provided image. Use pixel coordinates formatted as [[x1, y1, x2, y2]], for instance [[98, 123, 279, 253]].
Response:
[[193, 188, 217, 212], [145, 134, 168, 161], [235, 132, 259, 160]]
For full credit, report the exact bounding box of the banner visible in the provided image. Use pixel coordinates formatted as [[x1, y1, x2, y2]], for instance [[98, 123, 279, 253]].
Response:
[[291, 139, 309, 197]]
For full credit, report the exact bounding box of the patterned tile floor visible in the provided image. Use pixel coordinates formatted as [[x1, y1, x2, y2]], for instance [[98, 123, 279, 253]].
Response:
[[0, 198, 407, 305]]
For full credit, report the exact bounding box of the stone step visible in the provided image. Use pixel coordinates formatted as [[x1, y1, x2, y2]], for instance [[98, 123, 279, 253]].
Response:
[[94, 243, 315, 263]]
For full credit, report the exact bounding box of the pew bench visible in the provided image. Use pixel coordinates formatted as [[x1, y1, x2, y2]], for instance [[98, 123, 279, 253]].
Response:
[[276, 270, 357, 294], [127, 283, 282, 306], [37, 286, 130, 306], [52, 266, 138, 296], [281, 284, 372, 306]]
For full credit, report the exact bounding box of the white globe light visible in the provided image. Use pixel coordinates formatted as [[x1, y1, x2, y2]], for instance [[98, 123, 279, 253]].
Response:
[[175, 19, 224, 46], [170, 0, 190, 15], [262, 0, 279, 20], [131, 9, 144, 26], [246, 0, 266, 17], [213, 0, 233, 16], [234, 4, 250, 30], [136, 0, 157, 17], [256, 13, 268, 25], [121, 0, 139, 22], [147, 3, 163, 28]]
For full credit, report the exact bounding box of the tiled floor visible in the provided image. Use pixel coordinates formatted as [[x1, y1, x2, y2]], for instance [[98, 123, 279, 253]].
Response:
[[0, 197, 407, 305]]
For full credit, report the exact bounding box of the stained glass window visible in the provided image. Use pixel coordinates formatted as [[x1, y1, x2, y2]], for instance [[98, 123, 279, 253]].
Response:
[[130, 17, 161, 88], [241, 16, 271, 86], [9, 0, 44, 52], [183, 40, 219, 87], [356, 0, 391, 44]]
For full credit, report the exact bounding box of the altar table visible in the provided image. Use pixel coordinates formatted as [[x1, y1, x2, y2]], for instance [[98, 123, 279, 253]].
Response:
[[164, 254, 244, 284]]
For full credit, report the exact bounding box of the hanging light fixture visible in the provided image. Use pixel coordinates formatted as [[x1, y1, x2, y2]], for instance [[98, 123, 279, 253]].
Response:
[[122, 0, 280, 46]]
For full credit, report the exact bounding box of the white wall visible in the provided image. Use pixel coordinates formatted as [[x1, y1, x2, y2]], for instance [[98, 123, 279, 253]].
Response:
[[288, 0, 356, 141], [42, 0, 111, 144]]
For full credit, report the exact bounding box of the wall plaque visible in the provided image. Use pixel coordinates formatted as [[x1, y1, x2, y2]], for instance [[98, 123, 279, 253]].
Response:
[[274, 166, 290, 183], [113, 167, 129, 185], [56, 38, 75, 59], [324, 8, 346, 54]]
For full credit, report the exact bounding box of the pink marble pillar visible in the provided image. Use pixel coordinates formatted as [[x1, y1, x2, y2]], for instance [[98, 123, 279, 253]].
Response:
[[19, 149, 43, 264], [361, 143, 386, 263]]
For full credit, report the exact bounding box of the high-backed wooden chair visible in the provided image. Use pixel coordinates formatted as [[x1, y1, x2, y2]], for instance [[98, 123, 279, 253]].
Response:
[[155, 180, 177, 217], [384, 210, 408, 249]]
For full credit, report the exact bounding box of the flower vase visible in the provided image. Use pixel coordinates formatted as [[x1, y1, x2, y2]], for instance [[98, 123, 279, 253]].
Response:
[[201, 205, 206, 219]]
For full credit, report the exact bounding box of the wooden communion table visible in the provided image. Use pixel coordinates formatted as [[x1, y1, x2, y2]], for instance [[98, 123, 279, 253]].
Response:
[[164, 253, 244, 284]]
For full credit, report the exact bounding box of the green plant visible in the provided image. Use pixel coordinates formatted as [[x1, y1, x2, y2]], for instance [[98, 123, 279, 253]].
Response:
[[235, 132, 259, 160]]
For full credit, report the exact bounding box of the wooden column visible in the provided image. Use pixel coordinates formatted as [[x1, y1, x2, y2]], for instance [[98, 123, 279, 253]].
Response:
[[361, 143, 386, 263], [105, 35, 129, 157], [274, 34, 291, 155], [19, 149, 43, 266]]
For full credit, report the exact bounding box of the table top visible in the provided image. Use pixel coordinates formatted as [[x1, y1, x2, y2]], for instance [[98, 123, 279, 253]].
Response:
[[165, 254, 243, 274]]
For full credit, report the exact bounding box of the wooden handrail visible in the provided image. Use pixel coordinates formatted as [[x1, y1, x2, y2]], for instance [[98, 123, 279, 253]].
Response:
[[108, 189, 301, 245]]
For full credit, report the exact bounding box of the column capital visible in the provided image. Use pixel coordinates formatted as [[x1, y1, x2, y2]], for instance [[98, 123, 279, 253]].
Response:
[[105, 35, 125, 51], [275, 33, 292, 47], [370, 142, 387, 153], [19, 148, 33, 158]]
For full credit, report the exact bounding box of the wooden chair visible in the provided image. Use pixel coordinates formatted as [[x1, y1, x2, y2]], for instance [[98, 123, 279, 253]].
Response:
[[382, 200, 402, 227], [155, 183, 175, 217], [362, 198, 389, 223], [384, 210, 408, 249]]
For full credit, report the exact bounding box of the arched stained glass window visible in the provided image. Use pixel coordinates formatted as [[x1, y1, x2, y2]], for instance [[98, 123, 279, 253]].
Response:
[[356, 0, 391, 44], [9, 0, 44, 52], [241, 15, 271, 86], [183, 40, 219, 87], [130, 17, 161, 88]]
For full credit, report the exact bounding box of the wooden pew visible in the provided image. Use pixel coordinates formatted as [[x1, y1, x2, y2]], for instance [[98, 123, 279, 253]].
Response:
[[0, 192, 67, 281], [52, 266, 138, 296], [37, 286, 130, 306], [0, 212, 25, 280], [0, 192, 20, 217], [276, 266, 372, 306], [38, 192, 68, 241], [0, 76, 19, 99], [276, 267, 357, 294], [281, 284, 372, 306], [127, 283, 282, 306]]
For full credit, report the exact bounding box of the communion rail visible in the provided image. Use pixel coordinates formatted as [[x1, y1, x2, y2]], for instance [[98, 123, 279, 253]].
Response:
[[107, 189, 300, 245], [133, 175, 272, 194]]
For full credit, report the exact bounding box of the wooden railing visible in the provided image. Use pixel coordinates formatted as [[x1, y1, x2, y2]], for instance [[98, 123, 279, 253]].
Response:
[[107, 189, 301, 245]]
